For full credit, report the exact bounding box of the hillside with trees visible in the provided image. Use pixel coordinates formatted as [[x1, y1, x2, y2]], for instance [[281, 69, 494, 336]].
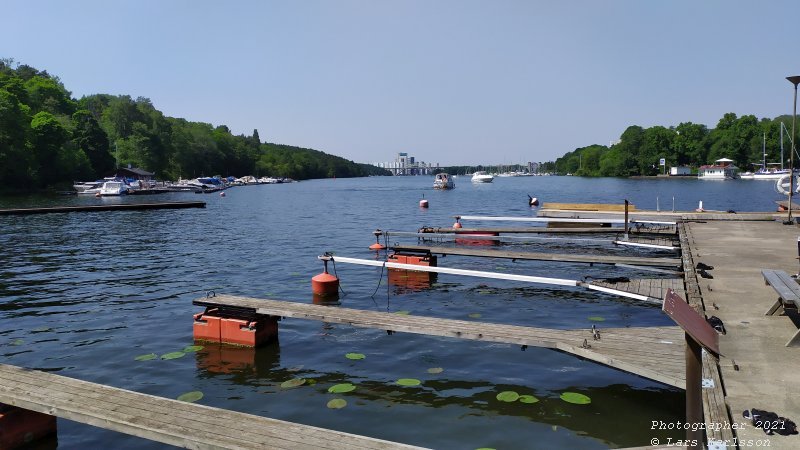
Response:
[[0, 59, 389, 190], [546, 114, 794, 176]]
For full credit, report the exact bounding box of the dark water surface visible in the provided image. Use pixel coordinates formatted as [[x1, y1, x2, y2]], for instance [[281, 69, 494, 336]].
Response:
[[0, 176, 784, 449]]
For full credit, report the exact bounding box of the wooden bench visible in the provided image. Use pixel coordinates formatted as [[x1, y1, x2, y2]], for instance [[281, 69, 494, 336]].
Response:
[[761, 269, 800, 346]]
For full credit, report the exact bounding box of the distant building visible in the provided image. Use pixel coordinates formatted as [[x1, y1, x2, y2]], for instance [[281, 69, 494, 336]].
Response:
[[669, 166, 691, 176], [114, 166, 154, 181], [379, 153, 435, 175]]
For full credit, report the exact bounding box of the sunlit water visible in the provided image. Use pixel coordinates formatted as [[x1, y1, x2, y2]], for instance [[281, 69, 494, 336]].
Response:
[[0, 176, 784, 449]]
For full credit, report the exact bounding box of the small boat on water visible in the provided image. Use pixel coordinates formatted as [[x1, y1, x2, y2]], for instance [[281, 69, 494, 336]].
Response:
[[471, 171, 494, 183], [433, 173, 455, 190], [99, 181, 129, 196]]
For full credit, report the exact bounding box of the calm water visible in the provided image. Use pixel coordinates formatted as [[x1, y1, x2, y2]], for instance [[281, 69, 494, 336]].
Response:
[[0, 176, 784, 449]]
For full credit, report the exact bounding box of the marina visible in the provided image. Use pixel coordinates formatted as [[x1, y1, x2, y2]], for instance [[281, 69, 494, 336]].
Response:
[[1, 176, 799, 449]]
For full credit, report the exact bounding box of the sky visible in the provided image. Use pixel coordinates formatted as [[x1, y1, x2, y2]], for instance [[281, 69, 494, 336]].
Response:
[[3, 0, 800, 166]]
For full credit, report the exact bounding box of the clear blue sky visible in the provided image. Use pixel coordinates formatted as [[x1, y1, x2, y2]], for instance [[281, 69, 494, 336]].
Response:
[[3, 0, 799, 166]]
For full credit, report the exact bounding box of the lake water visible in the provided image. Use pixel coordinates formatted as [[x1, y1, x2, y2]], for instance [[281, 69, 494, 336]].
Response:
[[0, 176, 784, 449]]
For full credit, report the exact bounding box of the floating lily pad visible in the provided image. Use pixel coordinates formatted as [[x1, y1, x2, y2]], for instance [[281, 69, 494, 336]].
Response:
[[588, 316, 605, 322], [345, 353, 365, 360], [280, 378, 306, 389], [10, 339, 23, 346], [182, 345, 203, 353], [396, 378, 421, 386], [394, 310, 411, 315], [32, 326, 52, 332], [328, 383, 356, 393], [477, 290, 491, 295], [560, 392, 591, 404], [161, 351, 186, 360], [177, 391, 203, 402], [134, 353, 157, 361], [327, 398, 347, 409], [427, 367, 444, 374], [496, 391, 520, 402], [468, 313, 482, 319], [519, 395, 539, 404]]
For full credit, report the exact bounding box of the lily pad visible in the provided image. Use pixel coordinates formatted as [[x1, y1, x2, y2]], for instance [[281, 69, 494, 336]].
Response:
[[396, 378, 421, 386], [496, 391, 520, 402], [328, 383, 356, 393], [345, 353, 365, 360], [427, 367, 444, 374], [10, 339, 23, 346], [560, 392, 591, 404], [280, 378, 306, 389], [134, 353, 157, 361], [32, 326, 52, 332], [327, 398, 347, 409], [394, 310, 411, 315], [588, 316, 605, 322], [161, 351, 186, 360], [182, 345, 203, 353], [468, 313, 482, 319], [177, 391, 204, 402], [519, 394, 540, 404]]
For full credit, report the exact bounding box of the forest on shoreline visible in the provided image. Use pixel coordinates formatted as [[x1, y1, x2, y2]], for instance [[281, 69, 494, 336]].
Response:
[[542, 113, 795, 176], [0, 60, 389, 190]]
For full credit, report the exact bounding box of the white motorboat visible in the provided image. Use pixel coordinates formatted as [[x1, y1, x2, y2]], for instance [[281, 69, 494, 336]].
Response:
[[471, 171, 494, 183], [433, 173, 455, 190], [99, 181, 129, 196]]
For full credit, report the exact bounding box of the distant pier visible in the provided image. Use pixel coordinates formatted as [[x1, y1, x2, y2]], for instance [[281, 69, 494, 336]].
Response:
[[0, 201, 206, 216]]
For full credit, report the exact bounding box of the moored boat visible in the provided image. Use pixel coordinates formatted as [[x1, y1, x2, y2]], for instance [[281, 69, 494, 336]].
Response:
[[99, 181, 129, 196]]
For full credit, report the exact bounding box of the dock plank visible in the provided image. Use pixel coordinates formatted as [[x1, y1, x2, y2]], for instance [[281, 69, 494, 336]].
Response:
[[0, 364, 424, 450], [390, 245, 682, 268], [194, 295, 685, 388], [589, 278, 685, 301]]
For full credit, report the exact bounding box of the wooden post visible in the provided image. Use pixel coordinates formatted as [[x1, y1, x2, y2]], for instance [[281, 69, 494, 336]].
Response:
[[685, 333, 703, 450], [624, 199, 629, 240]]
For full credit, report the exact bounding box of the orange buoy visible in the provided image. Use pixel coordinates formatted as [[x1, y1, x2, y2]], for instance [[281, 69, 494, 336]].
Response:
[[220, 191, 226, 197], [369, 229, 386, 250], [453, 217, 462, 229], [419, 199, 429, 208], [312, 256, 340, 296]]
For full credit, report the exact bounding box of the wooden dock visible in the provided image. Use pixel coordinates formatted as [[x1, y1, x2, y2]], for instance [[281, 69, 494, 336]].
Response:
[[0, 363, 425, 450], [194, 295, 686, 388], [588, 278, 685, 301], [390, 245, 683, 268], [0, 201, 206, 216], [417, 226, 676, 235]]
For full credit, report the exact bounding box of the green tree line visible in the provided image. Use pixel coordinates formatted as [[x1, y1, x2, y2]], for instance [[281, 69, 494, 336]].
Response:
[[546, 114, 794, 176], [0, 59, 389, 190]]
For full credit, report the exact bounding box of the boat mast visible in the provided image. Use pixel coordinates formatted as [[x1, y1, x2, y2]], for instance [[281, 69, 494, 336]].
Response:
[[763, 132, 767, 170], [781, 124, 785, 171]]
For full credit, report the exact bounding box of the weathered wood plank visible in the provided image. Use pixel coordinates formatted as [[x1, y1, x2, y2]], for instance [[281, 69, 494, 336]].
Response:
[[0, 364, 425, 450], [390, 245, 682, 268], [589, 278, 685, 301], [701, 351, 735, 446], [194, 295, 685, 388]]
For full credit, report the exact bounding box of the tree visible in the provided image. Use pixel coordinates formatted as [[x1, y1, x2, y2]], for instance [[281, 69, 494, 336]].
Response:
[[72, 110, 114, 177], [30, 111, 70, 185]]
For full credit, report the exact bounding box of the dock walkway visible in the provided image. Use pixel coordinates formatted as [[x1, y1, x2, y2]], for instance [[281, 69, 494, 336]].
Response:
[[194, 295, 686, 388], [0, 364, 424, 450], [685, 220, 800, 449]]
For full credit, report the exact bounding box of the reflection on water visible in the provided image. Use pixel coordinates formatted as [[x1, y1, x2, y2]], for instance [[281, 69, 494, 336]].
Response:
[[1, 176, 768, 449]]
